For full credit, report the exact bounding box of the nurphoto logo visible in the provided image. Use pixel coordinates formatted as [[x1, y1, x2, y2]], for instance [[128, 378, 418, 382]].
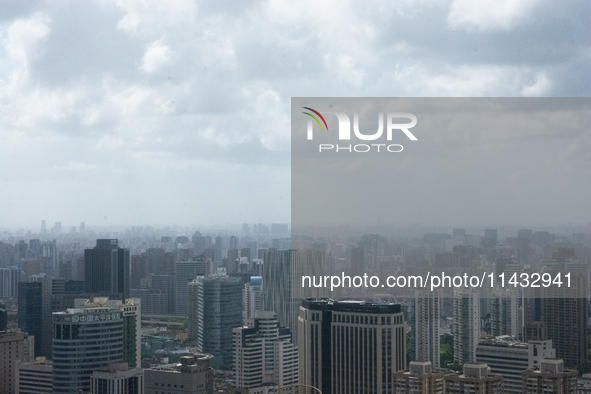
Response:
[[302, 107, 418, 153]]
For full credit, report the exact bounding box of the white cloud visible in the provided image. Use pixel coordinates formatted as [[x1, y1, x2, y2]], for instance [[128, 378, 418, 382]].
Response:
[[447, 0, 540, 31], [140, 40, 171, 73], [3, 13, 50, 61]]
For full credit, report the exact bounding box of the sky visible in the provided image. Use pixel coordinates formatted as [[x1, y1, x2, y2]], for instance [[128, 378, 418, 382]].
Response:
[[0, 0, 589, 229]]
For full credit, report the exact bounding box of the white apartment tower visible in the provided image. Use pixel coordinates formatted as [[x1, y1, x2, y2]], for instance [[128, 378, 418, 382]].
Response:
[[453, 289, 480, 365], [413, 290, 442, 368], [233, 311, 298, 391]]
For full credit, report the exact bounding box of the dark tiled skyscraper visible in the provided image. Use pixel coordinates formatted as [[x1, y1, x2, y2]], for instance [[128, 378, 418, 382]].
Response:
[[84, 239, 130, 301], [17, 281, 42, 356]]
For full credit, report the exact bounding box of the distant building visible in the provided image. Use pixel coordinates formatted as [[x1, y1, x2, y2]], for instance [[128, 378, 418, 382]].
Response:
[[175, 258, 206, 316], [540, 259, 588, 368], [243, 276, 263, 320], [0, 267, 25, 298], [0, 330, 35, 394], [17, 281, 43, 357], [299, 299, 406, 394], [144, 354, 213, 394], [453, 289, 480, 364], [188, 274, 243, 369], [412, 290, 442, 368], [444, 363, 504, 394], [84, 239, 130, 301], [476, 337, 555, 394], [233, 311, 298, 392], [521, 358, 577, 393], [16, 356, 53, 394], [393, 361, 444, 394], [90, 363, 144, 394], [490, 289, 522, 339]]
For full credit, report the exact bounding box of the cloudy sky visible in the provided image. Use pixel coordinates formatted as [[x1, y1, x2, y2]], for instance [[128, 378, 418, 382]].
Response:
[[0, 0, 589, 229]]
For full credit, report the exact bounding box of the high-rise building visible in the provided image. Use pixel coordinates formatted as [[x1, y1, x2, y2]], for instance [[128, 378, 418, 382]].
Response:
[[175, 258, 206, 316], [144, 354, 214, 394], [539, 259, 588, 368], [482, 229, 498, 248], [109, 298, 141, 368], [84, 239, 130, 301], [0, 267, 25, 298], [41, 240, 58, 276], [151, 274, 176, 315], [350, 246, 365, 277], [299, 299, 406, 394], [17, 281, 43, 357], [0, 330, 35, 394], [90, 363, 144, 394], [393, 361, 444, 394], [16, 356, 53, 394], [521, 358, 577, 393], [490, 288, 522, 339], [412, 289, 441, 368], [263, 249, 326, 343], [444, 363, 504, 394], [453, 289, 480, 364], [475, 337, 555, 394], [188, 274, 243, 369], [243, 276, 263, 320], [233, 311, 298, 392], [51, 297, 139, 393]]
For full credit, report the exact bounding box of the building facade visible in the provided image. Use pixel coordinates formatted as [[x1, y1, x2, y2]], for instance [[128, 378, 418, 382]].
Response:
[[16, 356, 53, 394], [144, 354, 214, 394], [521, 358, 577, 393], [475, 337, 555, 394], [0, 330, 34, 394], [90, 363, 144, 394], [453, 289, 480, 365], [298, 299, 406, 394], [233, 311, 298, 392], [444, 363, 504, 394], [51, 297, 138, 393], [412, 290, 441, 368], [84, 239, 130, 301], [392, 361, 444, 394], [188, 274, 243, 369]]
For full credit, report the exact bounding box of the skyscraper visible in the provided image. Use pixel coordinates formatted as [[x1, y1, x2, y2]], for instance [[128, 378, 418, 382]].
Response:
[[233, 311, 298, 391], [52, 297, 128, 393], [175, 257, 206, 316], [188, 274, 243, 369], [0, 330, 35, 394], [263, 249, 326, 343], [412, 289, 442, 368], [84, 239, 130, 301], [0, 267, 25, 298], [299, 299, 406, 394], [243, 276, 263, 320], [17, 282, 43, 357], [541, 259, 587, 368], [453, 289, 480, 365]]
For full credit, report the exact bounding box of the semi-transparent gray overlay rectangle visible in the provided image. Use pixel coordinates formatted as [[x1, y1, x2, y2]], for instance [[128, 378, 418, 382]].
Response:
[[291, 98, 590, 300]]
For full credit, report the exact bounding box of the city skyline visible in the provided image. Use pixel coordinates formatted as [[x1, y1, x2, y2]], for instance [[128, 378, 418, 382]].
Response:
[[1, 1, 590, 228]]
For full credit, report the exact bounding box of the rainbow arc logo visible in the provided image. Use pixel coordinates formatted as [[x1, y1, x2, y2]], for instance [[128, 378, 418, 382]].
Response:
[[302, 107, 329, 131]]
